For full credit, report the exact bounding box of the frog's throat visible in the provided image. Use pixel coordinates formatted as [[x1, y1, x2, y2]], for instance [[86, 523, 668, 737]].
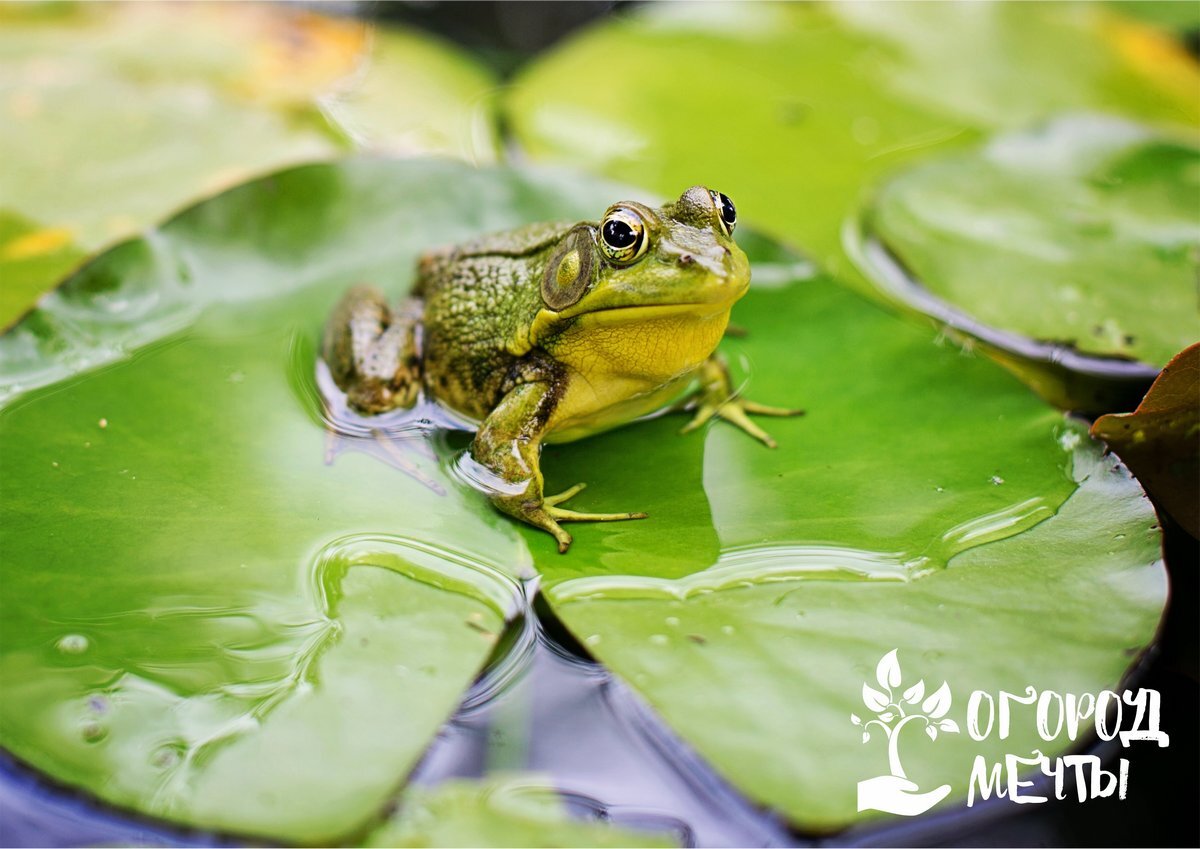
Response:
[[510, 301, 734, 356]]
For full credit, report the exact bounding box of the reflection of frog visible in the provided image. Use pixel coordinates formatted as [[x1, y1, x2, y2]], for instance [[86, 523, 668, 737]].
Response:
[[323, 187, 801, 552]]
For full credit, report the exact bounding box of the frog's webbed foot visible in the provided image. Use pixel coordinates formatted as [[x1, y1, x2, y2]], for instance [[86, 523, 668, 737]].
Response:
[[678, 357, 804, 449], [506, 483, 647, 554]]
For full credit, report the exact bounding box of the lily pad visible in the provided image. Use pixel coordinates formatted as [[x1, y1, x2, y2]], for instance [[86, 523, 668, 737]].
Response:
[[0, 211, 87, 329], [0, 3, 499, 326], [527, 264, 1165, 828], [0, 160, 1165, 838], [364, 776, 675, 848], [857, 115, 1199, 409]]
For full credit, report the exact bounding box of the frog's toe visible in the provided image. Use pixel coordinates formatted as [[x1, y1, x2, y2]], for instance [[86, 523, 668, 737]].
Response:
[[544, 482, 587, 507], [547, 505, 649, 523], [718, 402, 778, 448], [680, 403, 719, 435], [740, 400, 806, 417], [519, 505, 575, 553], [542, 482, 646, 524]]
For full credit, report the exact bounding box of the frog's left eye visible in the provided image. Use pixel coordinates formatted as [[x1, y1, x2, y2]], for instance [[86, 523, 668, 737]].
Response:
[[599, 208, 648, 265], [711, 190, 736, 236]]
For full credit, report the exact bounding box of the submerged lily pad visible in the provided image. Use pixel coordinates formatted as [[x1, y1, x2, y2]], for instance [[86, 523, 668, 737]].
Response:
[[365, 776, 675, 848], [0, 160, 1165, 838], [857, 115, 1199, 410]]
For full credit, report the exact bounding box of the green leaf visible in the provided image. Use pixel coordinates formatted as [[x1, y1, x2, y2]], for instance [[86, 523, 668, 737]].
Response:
[[0, 160, 1165, 837], [0, 211, 87, 329], [529, 258, 1165, 829], [0, 3, 499, 322], [860, 115, 1200, 378], [364, 776, 676, 848]]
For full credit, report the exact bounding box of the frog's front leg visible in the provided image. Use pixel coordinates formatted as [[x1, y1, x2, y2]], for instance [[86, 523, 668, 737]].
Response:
[[678, 356, 804, 449], [322, 285, 423, 414], [472, 380, 646, 553]]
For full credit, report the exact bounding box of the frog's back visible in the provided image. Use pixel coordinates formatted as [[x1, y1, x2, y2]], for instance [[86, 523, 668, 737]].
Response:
[[417, 221, 574, 417]]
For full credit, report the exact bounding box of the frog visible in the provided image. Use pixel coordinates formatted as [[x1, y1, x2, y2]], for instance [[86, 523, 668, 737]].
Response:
[[322, 186, 801, 552]]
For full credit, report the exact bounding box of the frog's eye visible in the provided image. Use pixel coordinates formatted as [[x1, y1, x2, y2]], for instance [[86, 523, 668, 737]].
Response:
[[599, 207, 648, 265], [710, 190, 736, 236]]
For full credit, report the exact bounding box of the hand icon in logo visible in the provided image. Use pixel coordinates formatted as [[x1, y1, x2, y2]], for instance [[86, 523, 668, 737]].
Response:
[[852, 649, 959, 816]]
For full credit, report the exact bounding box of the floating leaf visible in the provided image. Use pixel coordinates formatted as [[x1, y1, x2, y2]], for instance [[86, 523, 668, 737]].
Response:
[[850, 713, 862, 726], [858, 115, 1199, 411], [1092, 342, 1200, 537], [0, 3, 499, 323], [0, 211, 86, 328]]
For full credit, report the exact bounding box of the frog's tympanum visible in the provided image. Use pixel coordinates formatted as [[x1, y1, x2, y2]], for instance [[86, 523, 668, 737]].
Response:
[[323, 187, 801, 551]]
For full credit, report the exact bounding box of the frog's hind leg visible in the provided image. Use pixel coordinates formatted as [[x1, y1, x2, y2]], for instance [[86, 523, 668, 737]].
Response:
[[322, 285, 423, 414]]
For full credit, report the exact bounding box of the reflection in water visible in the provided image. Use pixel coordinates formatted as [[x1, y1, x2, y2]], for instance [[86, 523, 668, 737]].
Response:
[[547, 489, 1063, 605], [548, 544, 925, 604]]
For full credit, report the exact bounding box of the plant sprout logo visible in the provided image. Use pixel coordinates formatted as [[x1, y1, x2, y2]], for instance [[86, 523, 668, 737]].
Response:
[[851, 649, 959, 816]]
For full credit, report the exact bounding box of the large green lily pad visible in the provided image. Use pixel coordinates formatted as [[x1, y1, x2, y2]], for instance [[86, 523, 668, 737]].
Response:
[[860, 115, 1199, 376], [0, 160, 1165, 838], [0, 3, 498, 327]]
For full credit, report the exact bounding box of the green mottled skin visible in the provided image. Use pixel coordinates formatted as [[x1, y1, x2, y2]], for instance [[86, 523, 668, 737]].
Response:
[[323, 187, 801, 552]]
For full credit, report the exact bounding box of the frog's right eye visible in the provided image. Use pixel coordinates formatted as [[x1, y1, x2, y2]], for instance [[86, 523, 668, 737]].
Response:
[[599, 208, 648, 264]]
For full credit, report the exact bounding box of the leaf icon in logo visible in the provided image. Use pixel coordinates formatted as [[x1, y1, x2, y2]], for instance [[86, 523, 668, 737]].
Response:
[[902, 680, 925, 704], [863, 683, 889, 712], [926, 725, 938, 741], [876, 648, 901, 690], [922, 682, 952, 719], [938, 719, 959, 733], [850, 714, 862, 726]]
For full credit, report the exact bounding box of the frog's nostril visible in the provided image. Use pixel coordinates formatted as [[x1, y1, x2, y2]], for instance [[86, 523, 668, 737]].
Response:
[[679, 254, 694, 266]]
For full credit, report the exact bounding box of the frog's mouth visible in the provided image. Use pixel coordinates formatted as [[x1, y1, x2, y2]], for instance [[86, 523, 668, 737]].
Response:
[[577, 300, 734, 323]]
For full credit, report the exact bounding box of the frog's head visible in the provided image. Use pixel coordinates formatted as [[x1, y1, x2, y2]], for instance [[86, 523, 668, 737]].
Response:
[[530, 186, 750, 345]]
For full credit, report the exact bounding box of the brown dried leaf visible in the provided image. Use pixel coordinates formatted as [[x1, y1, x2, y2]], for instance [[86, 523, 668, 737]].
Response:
[[1093, 343, 1200, 537]]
